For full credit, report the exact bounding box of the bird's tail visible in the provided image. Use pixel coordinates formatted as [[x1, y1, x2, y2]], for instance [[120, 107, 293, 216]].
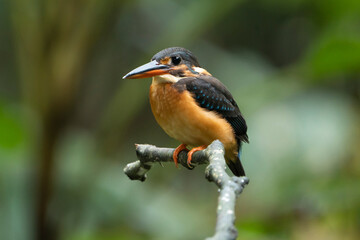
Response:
[[227, 143, 246, 177]]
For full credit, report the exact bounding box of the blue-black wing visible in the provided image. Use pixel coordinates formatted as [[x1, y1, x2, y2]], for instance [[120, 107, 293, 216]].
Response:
[[175, 76, 249, 143]]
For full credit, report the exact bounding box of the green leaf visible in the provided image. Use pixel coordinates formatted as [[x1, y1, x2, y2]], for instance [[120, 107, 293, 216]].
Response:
[[0, 101, 25, 150], [305, 35, 360, 79]]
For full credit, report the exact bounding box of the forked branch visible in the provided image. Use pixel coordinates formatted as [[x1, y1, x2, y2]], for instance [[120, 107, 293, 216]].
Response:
[[124, 140, 249, 240]]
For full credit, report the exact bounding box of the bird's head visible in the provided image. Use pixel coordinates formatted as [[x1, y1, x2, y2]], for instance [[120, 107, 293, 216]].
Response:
[[123, 47, 211, 83]]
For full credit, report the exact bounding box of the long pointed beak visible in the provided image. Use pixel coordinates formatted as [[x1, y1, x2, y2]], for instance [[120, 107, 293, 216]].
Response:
[[123, 60, 170, 79]]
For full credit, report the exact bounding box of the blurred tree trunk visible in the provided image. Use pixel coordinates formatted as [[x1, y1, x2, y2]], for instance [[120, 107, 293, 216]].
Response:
[[10, 1, 119, 239]]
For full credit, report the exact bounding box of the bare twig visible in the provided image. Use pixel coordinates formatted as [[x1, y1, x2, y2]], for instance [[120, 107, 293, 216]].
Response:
[[123, 140, 249, 240], [204, 141, 249, 240]]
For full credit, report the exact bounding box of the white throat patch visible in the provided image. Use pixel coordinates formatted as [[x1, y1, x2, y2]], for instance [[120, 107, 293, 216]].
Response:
[[153, 74, 182, 84]]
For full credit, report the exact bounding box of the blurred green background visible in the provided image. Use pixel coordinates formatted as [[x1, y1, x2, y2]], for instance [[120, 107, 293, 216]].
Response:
[[1, 0, 359, 239]]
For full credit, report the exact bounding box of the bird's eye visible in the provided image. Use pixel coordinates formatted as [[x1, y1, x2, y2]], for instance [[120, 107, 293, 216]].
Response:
[[171, 56, 181, 65]]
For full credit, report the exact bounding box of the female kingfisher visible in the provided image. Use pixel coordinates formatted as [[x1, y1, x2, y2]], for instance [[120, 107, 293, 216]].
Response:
[[123, 47, 249, 176]]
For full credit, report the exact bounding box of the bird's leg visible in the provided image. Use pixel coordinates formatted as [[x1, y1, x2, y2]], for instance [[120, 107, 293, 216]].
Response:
[[172, 144, 188, 168], [187, 145, 207, 168]]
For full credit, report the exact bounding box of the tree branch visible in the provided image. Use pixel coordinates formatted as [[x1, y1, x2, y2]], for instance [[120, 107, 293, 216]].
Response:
[[123, 140, 249, 240]]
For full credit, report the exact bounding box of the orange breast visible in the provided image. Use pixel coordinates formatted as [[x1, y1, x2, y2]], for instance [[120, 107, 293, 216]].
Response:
[[149, 82, 238, 158]]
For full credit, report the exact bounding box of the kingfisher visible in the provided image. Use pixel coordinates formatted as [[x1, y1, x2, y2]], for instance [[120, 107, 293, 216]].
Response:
[[123, 47, 249, 176]]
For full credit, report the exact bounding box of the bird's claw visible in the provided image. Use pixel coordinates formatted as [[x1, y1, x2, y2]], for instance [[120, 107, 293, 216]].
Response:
[[172, 144, 188, 168], [186, 145, 207, 169]]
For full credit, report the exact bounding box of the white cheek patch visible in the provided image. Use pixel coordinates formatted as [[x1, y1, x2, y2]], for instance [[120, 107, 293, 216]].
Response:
[[193, 67, 212, 76]]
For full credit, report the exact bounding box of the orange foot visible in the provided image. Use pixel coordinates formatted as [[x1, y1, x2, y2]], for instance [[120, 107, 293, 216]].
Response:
[[187, 145, 207, 168], [172, 144, 188, 168]]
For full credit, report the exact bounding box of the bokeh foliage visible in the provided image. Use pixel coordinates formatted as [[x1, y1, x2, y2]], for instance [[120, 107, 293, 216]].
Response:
[[0, 0, 359, 239]]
